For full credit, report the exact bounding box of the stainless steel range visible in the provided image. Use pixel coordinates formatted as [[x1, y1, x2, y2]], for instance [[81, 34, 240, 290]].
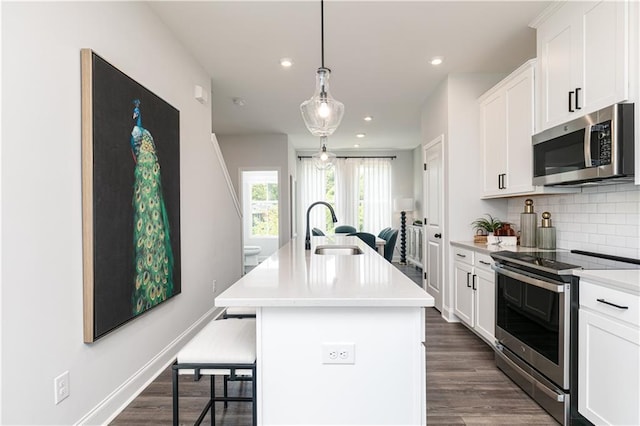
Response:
[[490, 250, 640, 425]]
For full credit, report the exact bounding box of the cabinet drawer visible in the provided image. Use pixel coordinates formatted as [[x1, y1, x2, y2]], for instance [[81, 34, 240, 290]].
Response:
[[580, 281, 640, 328], [452, 247, 473, 265], [474, 253, 494, 272]]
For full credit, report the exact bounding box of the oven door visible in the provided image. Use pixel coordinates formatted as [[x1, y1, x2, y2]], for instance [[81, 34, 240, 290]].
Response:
[[494, 264, 570, 389]]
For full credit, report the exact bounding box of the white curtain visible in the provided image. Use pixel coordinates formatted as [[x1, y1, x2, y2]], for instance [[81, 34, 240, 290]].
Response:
[[334, 158, 359, 228], [361, 158, 392, 233], [298, 157, 392, 236], [298, 159, 328, 234]]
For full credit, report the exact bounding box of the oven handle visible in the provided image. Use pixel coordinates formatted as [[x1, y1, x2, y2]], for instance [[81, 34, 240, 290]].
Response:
[[492, 264, 566, 293], [495, 344, 565, 402]]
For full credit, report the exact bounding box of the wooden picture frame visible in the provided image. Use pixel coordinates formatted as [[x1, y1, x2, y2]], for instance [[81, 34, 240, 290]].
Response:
[[81, 49, 181, 342]]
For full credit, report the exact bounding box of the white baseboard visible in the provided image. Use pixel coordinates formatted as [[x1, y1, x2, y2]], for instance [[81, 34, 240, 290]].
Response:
[[75, 307, 224, 425], [441, 307, 460, 323]]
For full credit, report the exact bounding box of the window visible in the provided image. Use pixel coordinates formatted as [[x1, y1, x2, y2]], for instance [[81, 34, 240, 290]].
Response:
[[245, 172, 279, 237], [299, 158, 391, 233]]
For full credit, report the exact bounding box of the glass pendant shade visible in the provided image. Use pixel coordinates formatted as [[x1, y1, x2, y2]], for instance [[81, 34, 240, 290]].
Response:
[[312, 137, 336, 170], [300, 67, 344, 137]]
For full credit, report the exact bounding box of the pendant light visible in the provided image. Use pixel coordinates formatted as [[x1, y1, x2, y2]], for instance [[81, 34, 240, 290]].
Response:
[[300, 0, 344, 137], [312, 136, 336, 170]]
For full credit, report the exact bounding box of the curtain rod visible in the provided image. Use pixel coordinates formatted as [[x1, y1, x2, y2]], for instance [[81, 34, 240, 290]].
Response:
[[298, 155, 396, 160]]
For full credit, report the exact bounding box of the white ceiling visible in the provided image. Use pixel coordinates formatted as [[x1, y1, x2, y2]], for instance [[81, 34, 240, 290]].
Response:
[[149, 1, 551, 151]]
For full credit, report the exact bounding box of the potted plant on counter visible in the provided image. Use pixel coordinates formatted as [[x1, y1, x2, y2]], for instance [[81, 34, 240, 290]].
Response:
[[471, 214, 503, 243]]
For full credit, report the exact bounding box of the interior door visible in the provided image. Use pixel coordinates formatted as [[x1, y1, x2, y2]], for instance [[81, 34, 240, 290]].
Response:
[[423, 137, 443, 312]]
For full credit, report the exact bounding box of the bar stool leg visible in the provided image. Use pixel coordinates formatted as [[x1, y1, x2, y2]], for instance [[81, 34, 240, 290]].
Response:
[[224, 375, 229, 408], [252, 365, 257, 426], [211, 375, 216, 426], [172, 365, 179, 426]]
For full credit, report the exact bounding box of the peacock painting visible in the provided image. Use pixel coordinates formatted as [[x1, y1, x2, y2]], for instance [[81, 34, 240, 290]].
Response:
[[130, 99, 175, 315], [82, 49, 181, 342]]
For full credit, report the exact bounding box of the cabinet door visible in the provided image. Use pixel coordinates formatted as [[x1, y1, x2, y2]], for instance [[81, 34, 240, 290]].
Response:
[[536, 3, 577, 130], [579, 309, 640, 425], [504, 66, 535, 195], [453, 261, 474, 327], [536, 1, 629, 131], [580, 1, 629, 113], [474, 268, 495, 345], [480, 91, 507, 196]]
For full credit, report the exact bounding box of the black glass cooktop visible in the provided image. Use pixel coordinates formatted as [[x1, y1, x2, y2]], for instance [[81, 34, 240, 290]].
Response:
[[491, 249, 640, 275]]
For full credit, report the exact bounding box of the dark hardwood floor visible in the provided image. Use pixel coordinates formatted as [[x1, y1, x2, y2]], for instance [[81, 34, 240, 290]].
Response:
[[112, 263, 557, 425]]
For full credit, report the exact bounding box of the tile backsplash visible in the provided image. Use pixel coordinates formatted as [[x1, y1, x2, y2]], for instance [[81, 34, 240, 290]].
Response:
[[506, 183, 640, 259]]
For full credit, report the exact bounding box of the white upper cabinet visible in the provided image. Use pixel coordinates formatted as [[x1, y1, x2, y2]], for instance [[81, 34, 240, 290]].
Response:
[[535, 1, 629, 131], [479, 60, 575, 198], [480, 60, 534, 197]]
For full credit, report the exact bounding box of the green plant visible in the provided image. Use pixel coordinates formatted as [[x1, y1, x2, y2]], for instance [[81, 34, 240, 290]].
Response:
[[471, 214, 503, 235]]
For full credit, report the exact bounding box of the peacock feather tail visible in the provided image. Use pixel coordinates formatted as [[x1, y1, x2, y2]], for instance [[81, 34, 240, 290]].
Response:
[[130, 99, 175, 315]]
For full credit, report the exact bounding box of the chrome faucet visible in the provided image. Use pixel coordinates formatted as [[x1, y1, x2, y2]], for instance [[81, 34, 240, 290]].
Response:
[[305, 201, 338, 250]]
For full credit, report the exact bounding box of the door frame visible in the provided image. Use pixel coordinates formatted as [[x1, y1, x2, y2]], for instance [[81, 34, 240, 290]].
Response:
[[239, 167, 282, 273], [422, 135, 445, 313]]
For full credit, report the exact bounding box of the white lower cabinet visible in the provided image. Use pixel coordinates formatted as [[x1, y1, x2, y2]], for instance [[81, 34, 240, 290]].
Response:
[[578, 280, 640, 425], [474, 266, 495, 344], [452, 246, 495, 345]]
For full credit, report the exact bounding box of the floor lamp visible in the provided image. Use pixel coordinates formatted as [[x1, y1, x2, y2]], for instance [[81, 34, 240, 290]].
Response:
[[394, 198, 414, 265]]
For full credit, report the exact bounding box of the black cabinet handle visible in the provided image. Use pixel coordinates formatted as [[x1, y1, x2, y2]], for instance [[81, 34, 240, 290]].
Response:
[[597, 298, 628, 310], [466, 272, 471, 288], [569, 91, 575, 112], [472, 274, 477, 290], [575, 88, 581, 110], [501, 174, 506, 189], [434, 233, 442, 239], [456, 253, 466, 258], [479, 260, 491, 266]]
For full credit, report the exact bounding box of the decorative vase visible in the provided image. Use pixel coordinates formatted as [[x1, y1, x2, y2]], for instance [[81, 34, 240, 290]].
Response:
[[537, 211, 556, 250], [520, 199, 537, 247]]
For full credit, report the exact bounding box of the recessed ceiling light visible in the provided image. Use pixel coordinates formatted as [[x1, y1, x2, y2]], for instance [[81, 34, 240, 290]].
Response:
[[356, 133, 366, 138], [364, 116, 373, 122], [430, 56, 444, 66], [354, 144, 360, 148], [280, 57, 293, 68]]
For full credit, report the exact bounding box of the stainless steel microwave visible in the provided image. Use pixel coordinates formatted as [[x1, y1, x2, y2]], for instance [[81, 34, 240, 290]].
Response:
[[532, 103, 634, 186]]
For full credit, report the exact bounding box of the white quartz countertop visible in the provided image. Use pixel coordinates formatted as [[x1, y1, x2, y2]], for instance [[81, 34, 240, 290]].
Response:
[[575, 269, 640, 295], [216, 235, 435, 308], [450, 240, 563, 254], [452, 241, 639, 294]]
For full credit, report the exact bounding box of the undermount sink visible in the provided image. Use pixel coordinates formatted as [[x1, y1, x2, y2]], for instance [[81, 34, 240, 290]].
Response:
[[314, 245, 364, 255]]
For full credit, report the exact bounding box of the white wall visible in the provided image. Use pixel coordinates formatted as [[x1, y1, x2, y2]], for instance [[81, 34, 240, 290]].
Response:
[[420, 74, 507, 319], [1, 2, 241, 424], [217, 134, 292, 249], [506, 184, 640, 259], [446, 74, 508, 242]]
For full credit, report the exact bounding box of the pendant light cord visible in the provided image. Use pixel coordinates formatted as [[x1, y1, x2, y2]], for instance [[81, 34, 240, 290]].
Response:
[[320, 0, 325, 68]]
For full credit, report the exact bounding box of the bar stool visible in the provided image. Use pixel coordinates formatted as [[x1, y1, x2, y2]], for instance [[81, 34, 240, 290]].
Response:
[[172, 318, 256, 425]]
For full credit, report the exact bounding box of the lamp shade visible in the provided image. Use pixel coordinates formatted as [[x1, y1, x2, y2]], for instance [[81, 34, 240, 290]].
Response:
[[394, 198, 414, 212], [300, 68, 344, 137]]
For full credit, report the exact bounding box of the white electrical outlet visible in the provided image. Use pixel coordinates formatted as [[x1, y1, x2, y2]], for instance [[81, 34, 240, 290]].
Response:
[[54, 371, 70, 404], [321, 343, 355, 364], [212, 279, 216, 294]]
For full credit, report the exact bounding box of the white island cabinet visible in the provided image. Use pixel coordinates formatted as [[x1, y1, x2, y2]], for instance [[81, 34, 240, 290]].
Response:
[[216, 235, 434, 426]]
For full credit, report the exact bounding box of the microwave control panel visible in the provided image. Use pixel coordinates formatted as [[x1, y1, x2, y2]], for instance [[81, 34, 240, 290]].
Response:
[[591, 121, 612, 166]]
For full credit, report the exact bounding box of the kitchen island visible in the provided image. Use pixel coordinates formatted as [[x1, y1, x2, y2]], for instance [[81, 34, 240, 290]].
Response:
[[216, 235, 434, 425]]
